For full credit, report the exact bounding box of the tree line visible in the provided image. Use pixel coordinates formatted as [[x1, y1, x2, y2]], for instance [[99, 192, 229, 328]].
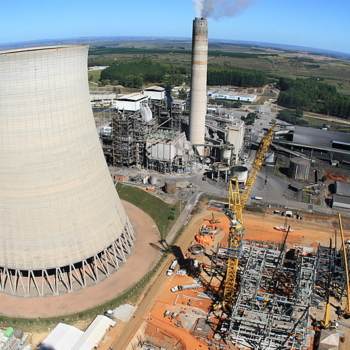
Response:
[[100, 59, 190, 88], [277, 77, 350, 120], [99, 59, 269, 89], [207, 64, 269, 87]]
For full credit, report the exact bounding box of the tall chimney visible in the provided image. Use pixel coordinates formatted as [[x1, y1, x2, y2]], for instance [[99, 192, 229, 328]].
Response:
[[189, 17, 208, 156]]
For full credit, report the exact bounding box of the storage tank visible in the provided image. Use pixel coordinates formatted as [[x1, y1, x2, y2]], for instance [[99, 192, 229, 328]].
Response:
[[0, 45, 135, 297], [288, 158, 310, 180], [265, 151, 275, 163], [165, 180, 177, 194], [222, 149, 232, 164], [231, 166, 249, 184], [149, 175, 158, 185]]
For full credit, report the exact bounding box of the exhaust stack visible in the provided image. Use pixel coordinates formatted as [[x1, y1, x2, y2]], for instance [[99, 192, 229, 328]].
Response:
[[189, 17, 208, 156]]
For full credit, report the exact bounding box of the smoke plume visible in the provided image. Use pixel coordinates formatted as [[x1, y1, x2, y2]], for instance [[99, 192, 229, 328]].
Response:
[[192, 0, 258, 19]]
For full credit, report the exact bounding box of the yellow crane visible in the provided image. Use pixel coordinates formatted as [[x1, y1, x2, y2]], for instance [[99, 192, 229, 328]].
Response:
[[320, 213, 350, 327], [222, 124, 275, 307], [338, 212, 350, 318]]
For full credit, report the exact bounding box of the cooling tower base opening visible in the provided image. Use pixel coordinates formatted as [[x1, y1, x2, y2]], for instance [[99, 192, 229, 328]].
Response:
[[0, 222, 135, 298], [0, 201, 160, 318]]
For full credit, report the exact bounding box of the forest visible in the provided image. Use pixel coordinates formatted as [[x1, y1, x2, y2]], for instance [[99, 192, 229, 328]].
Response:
[[100, 59, 189, 88], [207, 64, 269, 87], [99, 59, 269, 89], [277, 77, 350, 120]]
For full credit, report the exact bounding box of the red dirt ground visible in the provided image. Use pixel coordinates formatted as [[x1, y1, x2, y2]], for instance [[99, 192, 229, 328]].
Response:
[[126, 209, 349, 350], [326, 172, 348, 182]]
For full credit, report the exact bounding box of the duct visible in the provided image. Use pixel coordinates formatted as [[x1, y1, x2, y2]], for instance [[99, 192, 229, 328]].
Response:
[[140, 103, 152, 123]]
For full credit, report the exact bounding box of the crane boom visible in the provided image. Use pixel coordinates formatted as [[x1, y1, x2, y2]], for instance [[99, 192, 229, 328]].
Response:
[[338, 212, 350, 316], [222, 125, 275, 307]]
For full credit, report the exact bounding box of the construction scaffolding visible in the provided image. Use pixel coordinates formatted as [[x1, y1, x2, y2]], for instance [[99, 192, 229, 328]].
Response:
[[315, 242, 350, 301], [111, 109, 156, 167], [208, 242, 316, 350]]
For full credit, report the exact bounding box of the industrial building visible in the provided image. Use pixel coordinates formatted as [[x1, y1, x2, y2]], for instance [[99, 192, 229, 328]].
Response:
[[0, 46, 135, 297], [39, 315, 115, 350], [332, 181, 350, 210], [274, 126, 350, 166], [288, 157, 311, 180], [208, 88, 257, 103], [94, 17, 247, 180]]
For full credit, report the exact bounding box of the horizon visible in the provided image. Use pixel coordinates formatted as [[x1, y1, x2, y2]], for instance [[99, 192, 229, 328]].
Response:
[[1, 0, 349, 55], [1, 35, 348, 59]]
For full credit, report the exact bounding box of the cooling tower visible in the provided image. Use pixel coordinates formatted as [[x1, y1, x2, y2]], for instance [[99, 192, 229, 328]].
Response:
[[0, 45, 135, 297], [189, 17, 208, 156]]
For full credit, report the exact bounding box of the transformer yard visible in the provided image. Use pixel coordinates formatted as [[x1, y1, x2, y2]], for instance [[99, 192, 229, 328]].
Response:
[[107, 206, 350, 350]]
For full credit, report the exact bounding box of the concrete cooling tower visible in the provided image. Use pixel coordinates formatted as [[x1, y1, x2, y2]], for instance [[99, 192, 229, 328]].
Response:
[[0, 46, 135, 297]]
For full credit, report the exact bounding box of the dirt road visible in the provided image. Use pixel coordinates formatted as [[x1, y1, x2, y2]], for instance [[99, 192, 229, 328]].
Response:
[[111, 210, 204, 349]]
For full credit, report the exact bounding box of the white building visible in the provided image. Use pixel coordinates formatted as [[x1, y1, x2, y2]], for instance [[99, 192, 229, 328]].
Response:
[[143, 86, 166, 100], [115, 93, 149, 111], [227, 120, 245, 163], [208, 89, 257, 103]]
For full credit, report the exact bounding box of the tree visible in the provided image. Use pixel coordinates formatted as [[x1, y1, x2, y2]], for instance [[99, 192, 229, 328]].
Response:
[[178, 88, 188, 100]]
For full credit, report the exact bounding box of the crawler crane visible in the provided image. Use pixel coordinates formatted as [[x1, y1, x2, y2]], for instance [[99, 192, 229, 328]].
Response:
[[222, 124, 275, 307]]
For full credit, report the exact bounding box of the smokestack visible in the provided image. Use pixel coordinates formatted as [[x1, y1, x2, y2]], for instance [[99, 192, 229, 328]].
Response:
[[189, 17, 208, 156]]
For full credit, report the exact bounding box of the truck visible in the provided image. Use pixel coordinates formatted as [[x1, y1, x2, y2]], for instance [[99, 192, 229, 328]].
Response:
[[166, 259, 178, 276], [251, 196, 262, 200], [171, 283, 202, 292]]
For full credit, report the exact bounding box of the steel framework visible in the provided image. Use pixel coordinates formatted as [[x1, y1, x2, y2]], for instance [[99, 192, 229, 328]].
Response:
[[224, 243, 316, 350]]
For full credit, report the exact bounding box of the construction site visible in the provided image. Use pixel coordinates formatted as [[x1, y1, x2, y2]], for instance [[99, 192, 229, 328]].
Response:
[[90, 17, 350, 350], [104, 126, 350, 350]]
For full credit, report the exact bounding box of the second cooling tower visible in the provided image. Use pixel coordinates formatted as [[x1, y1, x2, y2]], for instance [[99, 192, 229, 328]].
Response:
[[189, 17, 208, 156], [0, 45, 135, 297]]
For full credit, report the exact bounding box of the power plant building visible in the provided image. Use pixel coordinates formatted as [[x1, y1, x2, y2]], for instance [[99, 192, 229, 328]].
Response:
[[0, 45, 135, 297]]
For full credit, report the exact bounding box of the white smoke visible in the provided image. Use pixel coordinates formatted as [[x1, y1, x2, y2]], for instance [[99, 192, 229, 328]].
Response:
[[192, 0, 258, 19]]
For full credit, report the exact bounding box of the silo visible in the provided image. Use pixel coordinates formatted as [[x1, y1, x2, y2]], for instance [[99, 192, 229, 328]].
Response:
[[0, 46, 135, 297], [231, 166, 249, 184], [288, 158, 310, 180], [222, 149, 232, 165], [149, 175, 158, 185], [165, 180, 177, 194]]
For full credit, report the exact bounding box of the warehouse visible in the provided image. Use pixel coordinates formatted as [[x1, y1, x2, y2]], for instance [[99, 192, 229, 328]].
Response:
[[208, 89, 257, 102], [334, 180, 350, 196], [332, 194, 350, 210], [275, 126, 350, 165]]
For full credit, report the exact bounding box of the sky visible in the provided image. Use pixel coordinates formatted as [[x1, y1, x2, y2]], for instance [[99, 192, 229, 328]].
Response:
[[0, 0, 349, 54]]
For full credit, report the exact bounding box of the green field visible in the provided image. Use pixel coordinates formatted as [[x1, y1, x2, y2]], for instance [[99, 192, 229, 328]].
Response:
[[88, 41, 350, 96], [115, 183, 182, 239]]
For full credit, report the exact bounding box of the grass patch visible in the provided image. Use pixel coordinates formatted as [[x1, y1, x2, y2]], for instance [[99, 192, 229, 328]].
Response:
[[116, 183, 183, 239]]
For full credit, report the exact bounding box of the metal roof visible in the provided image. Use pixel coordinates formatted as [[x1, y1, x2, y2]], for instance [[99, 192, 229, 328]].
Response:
[[39, 323, 83, 350], [117, 93, 148, 101], [291, 126, 350, 148], [333, 194, 350, 206], [144, 86, 165, 91], [335, 181, 350, 196], [71, 315, 116, 350]]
